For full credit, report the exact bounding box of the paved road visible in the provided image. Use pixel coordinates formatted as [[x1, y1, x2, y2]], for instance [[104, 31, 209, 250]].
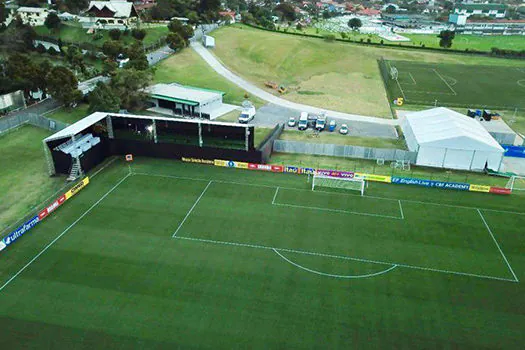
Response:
[[6, 98, 62, 120], [191, 42, 398, 126], [147, 45, 173, 66]]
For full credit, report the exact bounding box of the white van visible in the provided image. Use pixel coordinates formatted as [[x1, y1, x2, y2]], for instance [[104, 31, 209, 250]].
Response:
[[298, 112, 308, 130]]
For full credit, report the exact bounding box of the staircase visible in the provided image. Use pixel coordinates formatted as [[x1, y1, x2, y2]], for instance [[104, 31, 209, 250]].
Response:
[[67, 157, 83, 182]]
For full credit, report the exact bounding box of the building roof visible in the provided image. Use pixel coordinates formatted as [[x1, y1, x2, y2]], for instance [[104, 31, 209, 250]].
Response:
[[455, 3, 506, 11], [17, 6, 48, 13], [44, 112, 250, 143], [147, 83, 225, 105], [87, 1, 135, 18], [404, 107, 503, 152]]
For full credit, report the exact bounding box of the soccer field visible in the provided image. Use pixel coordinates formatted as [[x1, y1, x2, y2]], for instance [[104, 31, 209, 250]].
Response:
[[1, 158, 524, 348], [381, 60, 525, 110]]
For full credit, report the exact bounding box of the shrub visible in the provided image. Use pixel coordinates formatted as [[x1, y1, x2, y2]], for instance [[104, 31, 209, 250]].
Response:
[[48, 46, 58, 55], [109, 29, 121, 40], [93, 32, 103, 41], [323, 34, 335, 42]]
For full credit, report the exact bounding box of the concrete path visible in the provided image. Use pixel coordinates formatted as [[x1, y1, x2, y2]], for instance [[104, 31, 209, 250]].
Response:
[[191, 42, 398, 126]]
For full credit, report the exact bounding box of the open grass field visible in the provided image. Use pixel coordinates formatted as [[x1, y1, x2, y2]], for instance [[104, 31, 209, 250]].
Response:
[[209, 25, 525, 117], [0, 157, 524, 348], [279, 129, 406, 149], [0, 126, 65, 233], [382, 60, 525, 109], [45, 103, 90, 125], [154, 49, 265, 107], [404, 34, 525, 52]]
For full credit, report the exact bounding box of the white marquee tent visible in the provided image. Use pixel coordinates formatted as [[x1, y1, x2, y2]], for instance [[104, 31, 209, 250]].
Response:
[[401, 107, 504, 171]]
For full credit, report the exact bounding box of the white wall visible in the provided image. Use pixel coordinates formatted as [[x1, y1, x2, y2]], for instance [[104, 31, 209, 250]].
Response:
[[416, 147, 446, 168], [416, 147, 503, 171]]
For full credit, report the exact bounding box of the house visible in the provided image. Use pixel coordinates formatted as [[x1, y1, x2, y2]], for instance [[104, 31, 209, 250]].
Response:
[[357, 8, 381, 17], [82, 0, 138, 28], [453, 3, 506, 19], [16, 7, 50, 26], [218, 11, 236, 23]]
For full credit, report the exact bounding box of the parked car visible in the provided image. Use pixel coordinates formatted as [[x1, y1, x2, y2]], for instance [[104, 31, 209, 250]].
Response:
[[328, 120, 336, 132], [287, 117, 296, 127], [298, 112, 308, 130], [238, 102, 256, 123], [307, 114, 318, 128], [339, 124, 349, 135], [315, 116, 326, 131]]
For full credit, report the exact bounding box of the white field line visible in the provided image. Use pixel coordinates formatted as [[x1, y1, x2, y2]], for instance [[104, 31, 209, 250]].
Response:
[[171, 181, 213, 238], [175, 236, 517, 283], [272, 187, 280, 204], [272, 202, 403, 220], [0, 173, 131, 293], [477, 209, 519, 282], [403, 90, 455, 96], [133, 172, 525, 216], [386, 61, 406, 100], [407, 72, 417, 85], [272, 248, 397, 279], [398, 200, 405, 220], [1, 157, 118, 237], [432, 69, 457, 95]]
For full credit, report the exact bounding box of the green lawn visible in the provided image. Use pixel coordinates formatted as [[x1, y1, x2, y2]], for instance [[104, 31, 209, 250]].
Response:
[[405, 33, 525, 52], [279, 129, 406, 148], [0, 126, 65, 233], [34, 23, 169, 48], [209, 24, 524, 118], [153, 48, 265, 107], [45, 103, 89, 124], [0, 158, 523, 348]]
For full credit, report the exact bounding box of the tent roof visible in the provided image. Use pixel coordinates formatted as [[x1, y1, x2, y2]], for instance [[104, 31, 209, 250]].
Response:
[[404, 107, 504, 152], [44, 112, 251, 143], [146, 83, 225, 105]]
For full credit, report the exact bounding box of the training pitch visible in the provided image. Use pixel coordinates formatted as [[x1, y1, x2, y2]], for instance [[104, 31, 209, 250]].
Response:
[[0, 158, 524, 348], [381, 60, 525, 110]]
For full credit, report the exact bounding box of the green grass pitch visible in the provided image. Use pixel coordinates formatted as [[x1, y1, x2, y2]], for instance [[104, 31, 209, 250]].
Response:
[[382, 60, 525, 110], [0, 158, 524, 348]]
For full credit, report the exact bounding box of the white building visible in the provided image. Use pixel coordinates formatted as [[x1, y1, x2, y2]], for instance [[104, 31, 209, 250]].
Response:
[[453, 3, 506, 19], [82, 0, 138, 28], [16, 7, 50, 26], [401, 108, 504, 172]]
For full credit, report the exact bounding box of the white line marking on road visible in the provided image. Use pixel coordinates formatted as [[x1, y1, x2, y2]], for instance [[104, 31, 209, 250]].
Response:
[[272, 248, 397, 279], [171, 181, 213, 238], [0, 173, 131, 293], [477, 209, 519, 282]]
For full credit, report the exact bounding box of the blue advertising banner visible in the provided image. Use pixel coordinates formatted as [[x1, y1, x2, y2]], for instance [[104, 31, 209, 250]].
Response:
[[301, 167, 316, 175], [284, 166, 301, 174], [391, 177, 470, 191], [502, 145, 525, 158], [1, 215, 40, 251]]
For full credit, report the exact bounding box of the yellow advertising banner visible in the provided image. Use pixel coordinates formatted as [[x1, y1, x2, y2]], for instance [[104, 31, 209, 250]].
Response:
[[64, 177, 90, 200], [355, 173, 392, 183], [182, 157, 214, 165], [234, 161, 248, 169], [469, 184, 491, 193], [214, 159, 229, 167]]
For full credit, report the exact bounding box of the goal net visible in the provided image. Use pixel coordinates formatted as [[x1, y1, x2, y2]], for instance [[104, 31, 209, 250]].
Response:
[[312, 174, 366, 196], [390, 66, 399, 80], [505, 176, 525, 192]]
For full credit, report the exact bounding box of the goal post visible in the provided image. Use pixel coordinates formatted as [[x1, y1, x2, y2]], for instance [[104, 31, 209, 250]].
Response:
[[312, 173, 366, 196], [506, 175, 525, 192]]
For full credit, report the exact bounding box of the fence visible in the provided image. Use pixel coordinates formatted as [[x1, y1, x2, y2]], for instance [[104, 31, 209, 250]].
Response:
[[0, 113, 69, 135], [257, 123, 284, 163], [273, 140, 417, 163]]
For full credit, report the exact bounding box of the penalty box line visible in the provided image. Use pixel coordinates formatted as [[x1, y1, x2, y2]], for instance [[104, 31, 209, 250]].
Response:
[[174, 235, 517, 283], [0, 173, 132, 293]]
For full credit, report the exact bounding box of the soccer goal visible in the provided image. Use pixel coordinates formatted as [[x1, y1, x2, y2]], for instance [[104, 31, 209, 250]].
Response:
[[312, 173, 366, 196], [505, 175, 525, 192]]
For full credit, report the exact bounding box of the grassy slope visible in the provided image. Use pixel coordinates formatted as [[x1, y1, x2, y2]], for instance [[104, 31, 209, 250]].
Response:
[[280, 129, 406, 148], [0, 126, 64, 233], [153, 48, 265, 107], [0, 158, 523, 348], [209, 24, 524, 117], [34, 23, 169, 47]]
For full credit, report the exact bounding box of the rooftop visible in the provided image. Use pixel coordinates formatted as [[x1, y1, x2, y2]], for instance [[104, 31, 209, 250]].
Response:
[[455, 3, 506, 11], [17, 6, 49, 13], [146, 83, 225, 105]]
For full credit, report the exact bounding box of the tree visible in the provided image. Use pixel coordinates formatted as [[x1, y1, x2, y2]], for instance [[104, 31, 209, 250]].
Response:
[[46, 66, 82, 106], [44, 12, 61, 32], [5, 53, 40, 92], [63, 0, 90, 14], [0, 1, 7, 24], [109, 29, 121, 40], [65, 45, 86, 73], [168, 19, 193, 45], [166, 32, 185, 51], [348, 18, 362, 31], [385, 5, 396, 14], [88, 82, 120, 113], [110, 69, 152, 111], [126, 42, 149, 70], [131, 28, 147, 41], [438, 30, 455, 48], [102, 40, 125, 59], [199, 0, 221, 13], [275, 3, 296, 21]]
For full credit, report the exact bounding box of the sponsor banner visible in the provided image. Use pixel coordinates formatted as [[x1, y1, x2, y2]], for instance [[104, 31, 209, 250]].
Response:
[[214, 159, 229, 167], [1, 215, 40, 249], [301, 167, 316, 175], [355, 172, 391, 183], [502, 145, 525, 159], [316, 169, 355, 178], [489, 187, 512, 195], [284, 166, 301, 174], [226, 160, 249, 169], [391, 177, 470, 191], [248, 163, 272, 171], [38, 194, 66, 221], [64, 177, 90, 200], [182, 157, 214, 165], [271, 165, 284, 173], [0, 240, 6, 252], [469, 184, 491, 193]]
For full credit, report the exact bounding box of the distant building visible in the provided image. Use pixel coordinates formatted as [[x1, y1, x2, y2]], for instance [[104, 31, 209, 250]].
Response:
[[16, 7, 50, 26], [454, 19, 525, 36], [83, 0, 139, 28], [453, 3, 506, 19]]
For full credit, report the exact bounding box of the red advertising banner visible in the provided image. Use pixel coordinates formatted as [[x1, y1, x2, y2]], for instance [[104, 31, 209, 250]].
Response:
[[38, 195, 66, 220], [271, 165, 284, 173], [489, 187, 512, 195]]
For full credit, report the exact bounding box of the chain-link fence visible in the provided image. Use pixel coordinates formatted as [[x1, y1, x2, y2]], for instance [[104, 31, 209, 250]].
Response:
[[273, 140, 417, 163], [0, 113, 69, 135]]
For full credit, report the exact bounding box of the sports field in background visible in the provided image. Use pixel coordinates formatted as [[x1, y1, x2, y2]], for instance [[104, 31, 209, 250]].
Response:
[[0, 158, 524, 348], [381, 60, 525, 110]]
